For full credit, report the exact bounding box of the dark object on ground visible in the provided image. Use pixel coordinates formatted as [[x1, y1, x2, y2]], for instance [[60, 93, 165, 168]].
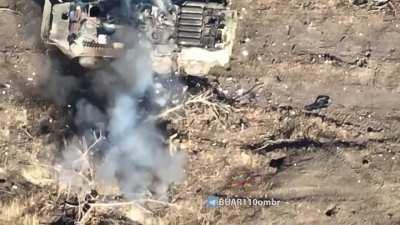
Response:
[[243, 138, 366, 153], [304, 95, 331, 111], [352, 0, 368, 6], [325, 205, 338, 217], [269, 157, 286, 169]]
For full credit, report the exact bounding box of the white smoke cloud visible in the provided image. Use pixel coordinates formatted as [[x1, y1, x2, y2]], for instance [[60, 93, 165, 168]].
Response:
[[57, 0, 185, 199], [152, 0, 172, 12], [96, 94, 184, 198], [59, 46, 185, 199]]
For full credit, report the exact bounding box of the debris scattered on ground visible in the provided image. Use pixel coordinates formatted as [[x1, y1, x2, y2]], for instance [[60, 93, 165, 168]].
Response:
[[1, 0, 400, 224], [304, 95, 332, 112]]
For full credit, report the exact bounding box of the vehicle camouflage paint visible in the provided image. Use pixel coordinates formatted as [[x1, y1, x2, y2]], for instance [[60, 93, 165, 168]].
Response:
[[41, 0, 237, 74]]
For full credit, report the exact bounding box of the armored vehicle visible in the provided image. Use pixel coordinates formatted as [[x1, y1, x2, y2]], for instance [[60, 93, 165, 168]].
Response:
[[41, 0, 237, 74]]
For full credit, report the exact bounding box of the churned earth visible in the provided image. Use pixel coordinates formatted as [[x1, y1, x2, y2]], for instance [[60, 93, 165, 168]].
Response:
[[1, 0, 400, 224]]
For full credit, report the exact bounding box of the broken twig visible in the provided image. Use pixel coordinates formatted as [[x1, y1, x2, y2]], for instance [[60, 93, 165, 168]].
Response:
[[0, 8, 22, 16]]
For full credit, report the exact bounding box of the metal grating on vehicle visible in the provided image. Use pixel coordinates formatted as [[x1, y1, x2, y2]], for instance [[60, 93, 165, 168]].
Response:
[[176, 1, 225, 49]]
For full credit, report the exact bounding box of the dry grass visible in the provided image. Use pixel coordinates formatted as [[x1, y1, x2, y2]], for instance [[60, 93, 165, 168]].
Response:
[[0, 90, 237, 225], [21, 164, 56, 186], [0, 199, 40, 225], [157, 91, 233, 124], [52, 132, 179, 225]]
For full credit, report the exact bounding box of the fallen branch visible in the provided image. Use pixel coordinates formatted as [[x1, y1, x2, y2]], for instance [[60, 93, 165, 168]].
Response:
[[90, 199, 175, 208], [21, 128, 33, 139], [244, 138, 367, 153], [75, 198, 175, 222], [233, 83, 263, 100], [0, 8, 22, 16], [155, 91, 214, 119], [153, 90, 233, 130], [169, 133, 178, 155]]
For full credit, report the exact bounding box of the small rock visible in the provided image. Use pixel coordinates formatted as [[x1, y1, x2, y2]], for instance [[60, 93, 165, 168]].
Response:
[[0, 83, 9, 89], [236, 88, 245, 96], [325, 205, 338, 217]]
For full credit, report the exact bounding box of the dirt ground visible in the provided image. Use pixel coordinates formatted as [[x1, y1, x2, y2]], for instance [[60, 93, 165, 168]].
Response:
[[2, 0, 400, 224]]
